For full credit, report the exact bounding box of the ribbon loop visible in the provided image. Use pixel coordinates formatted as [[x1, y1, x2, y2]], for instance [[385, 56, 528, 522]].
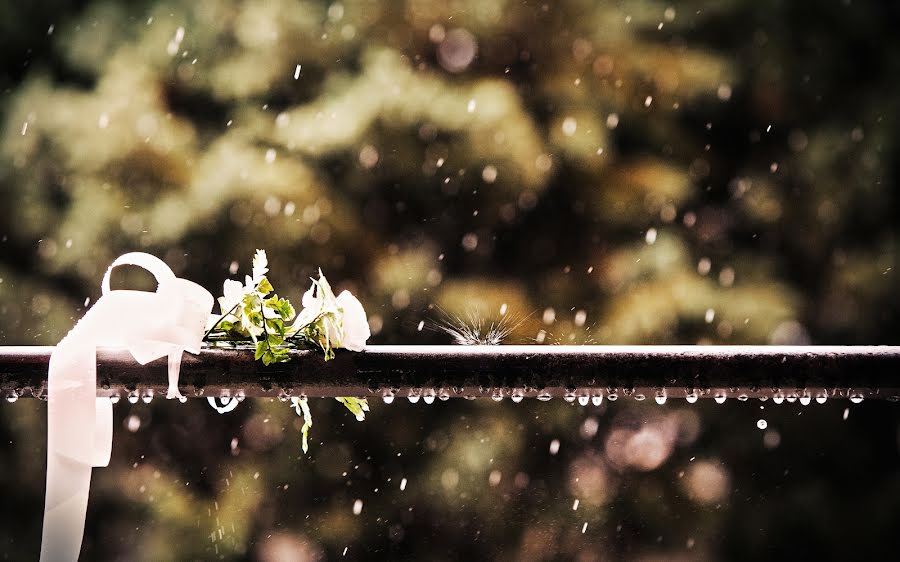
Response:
[[101, 252, 176, 296]]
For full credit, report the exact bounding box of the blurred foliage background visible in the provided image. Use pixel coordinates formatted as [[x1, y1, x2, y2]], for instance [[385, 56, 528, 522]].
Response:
[[1, 0, 899, 560]]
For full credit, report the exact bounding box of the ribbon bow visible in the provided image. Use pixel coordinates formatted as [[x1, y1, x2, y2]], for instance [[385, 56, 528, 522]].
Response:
[[41, 253, 213, 561]]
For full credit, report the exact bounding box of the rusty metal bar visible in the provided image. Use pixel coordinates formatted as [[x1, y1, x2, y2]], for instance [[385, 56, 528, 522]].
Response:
[[1, 345, 898, 402]]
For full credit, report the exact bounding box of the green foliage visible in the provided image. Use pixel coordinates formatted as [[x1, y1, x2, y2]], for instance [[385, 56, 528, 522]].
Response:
[[206, 250, 369, 451]]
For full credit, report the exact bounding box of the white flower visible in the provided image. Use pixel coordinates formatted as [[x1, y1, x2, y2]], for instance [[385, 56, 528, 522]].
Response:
[[291, 270, 370, 352], [336, 290, 370, 351]]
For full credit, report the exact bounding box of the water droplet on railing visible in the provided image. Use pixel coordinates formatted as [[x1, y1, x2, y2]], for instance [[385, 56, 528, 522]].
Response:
[[592, 395, 603, 406], [815, 394, 828, 404], [633, 393, 646, 401], [536, 391, 552, 401], [563, 391, 576, 403], [511, 389, 524, 403], [577, 395, 589, 406], [408, 389, 421, 404], [772, 393, 785, 405], [128, 391, 140, 404], [607, 392, 618, 401], [439, 388, 450, 401], [109, 394, 120, 404], [382, 389, 395, 404], [685, 392, 698, 404], [5, 392, 19, 403], [141, 392, 153, 404], [423, 389, 436, 404], [849, 395, 864, 404], [737, 394, 748, 401], [799, 393, 811, 406], [655, 391, 666, 405], [785, 394, 797, 403], [714, 393, 727, 404], [491, 389, 504, 402]]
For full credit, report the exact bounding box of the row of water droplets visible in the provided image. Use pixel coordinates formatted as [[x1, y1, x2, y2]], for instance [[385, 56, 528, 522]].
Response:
[[369, 387, 871, 405], [0, 387, 873, 404]]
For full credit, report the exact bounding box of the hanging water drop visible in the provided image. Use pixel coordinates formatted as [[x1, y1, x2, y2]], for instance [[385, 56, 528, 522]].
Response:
[[5, 391, 19, 403], [815, 394, 827, 404], [511, 389, 524, 403], [685, 392, 698, 404], [849, 395, 864, 404], [655, 392, 666, 405], [536, 391, 552, 401], [382, 390, 395, 404], [563, 391, 576, 403], [577, 395, 589, 406], [772, 393, 785, 405], [128, 392, 140, 404], [592, 395, 603, 406], [714, 393, 727, 404]]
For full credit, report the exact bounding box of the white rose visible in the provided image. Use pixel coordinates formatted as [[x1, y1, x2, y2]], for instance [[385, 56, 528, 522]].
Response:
[[336, 290, 370, 351]]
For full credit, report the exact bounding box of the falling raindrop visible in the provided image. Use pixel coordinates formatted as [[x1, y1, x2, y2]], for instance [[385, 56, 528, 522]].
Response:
[[549, 439, 560, 455], [352, 499, 363, 515], [757, 419, 768, 430]]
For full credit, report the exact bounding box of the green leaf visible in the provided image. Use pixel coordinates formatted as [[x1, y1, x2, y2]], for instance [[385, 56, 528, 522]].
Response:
[[336, 397, 368, 421], [257, 276, 274, 295]]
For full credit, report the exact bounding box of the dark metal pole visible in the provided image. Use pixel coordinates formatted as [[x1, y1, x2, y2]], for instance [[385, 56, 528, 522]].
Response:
[[1, 345, 899, 401]]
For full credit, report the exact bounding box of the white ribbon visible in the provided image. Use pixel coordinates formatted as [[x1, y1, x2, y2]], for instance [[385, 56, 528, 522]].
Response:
[[41, 253, 213, 561]]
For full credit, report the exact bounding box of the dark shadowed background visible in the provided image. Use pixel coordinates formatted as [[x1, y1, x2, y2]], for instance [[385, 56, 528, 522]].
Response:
[[1, 0, 899, 560]]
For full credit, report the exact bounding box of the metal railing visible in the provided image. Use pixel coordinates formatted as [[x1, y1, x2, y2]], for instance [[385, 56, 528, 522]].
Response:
[[2, 345, 898, 402]]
